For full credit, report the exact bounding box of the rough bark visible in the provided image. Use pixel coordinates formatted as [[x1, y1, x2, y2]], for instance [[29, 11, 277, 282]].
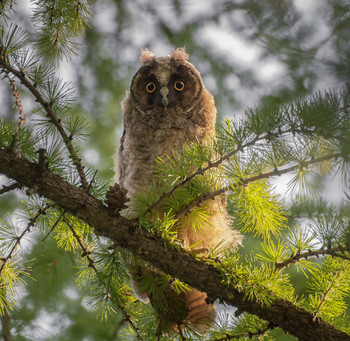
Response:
[[0, 148, 349, 341]]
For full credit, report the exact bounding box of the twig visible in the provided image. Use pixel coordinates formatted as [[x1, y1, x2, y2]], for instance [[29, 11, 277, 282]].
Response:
[[214, 323, 273, 340], [314, 271, 342, 319], [37, 148, 48, 172], [87, 169, 98, 193], [175, 152, 341, 220], [0, 203, 54, 275], [50, 0, 56, 23], [41, 209, 66, 242], [275, 246, 350, 271], [0, 182, 20, 194], [2, 72, 25, 157], [64, 216, 143, 340], [76, 1, 81, 15], [64, 216, 97, 272], [145, 127, 315, 216], [0, 44, 88, 189], [121, 311, 143, 341]]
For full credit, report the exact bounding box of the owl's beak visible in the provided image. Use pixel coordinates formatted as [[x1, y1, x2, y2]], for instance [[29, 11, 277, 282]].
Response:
[[160, 87, 169, 109]]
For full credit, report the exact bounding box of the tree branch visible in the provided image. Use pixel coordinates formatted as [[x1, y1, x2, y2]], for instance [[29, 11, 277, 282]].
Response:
[[0, 45, 88, 189], [214, 323, 273, 341], [0, 182, 21, 195], [175, 152, 342, 220], [2, 71, 25, 157], [314, 271, 342, 318], [64, 216, 143, 340], [0, 202, 53, 275], [0, 148, 349, 341], [146, 127, 315, 215], [275, 246, 350, 271]]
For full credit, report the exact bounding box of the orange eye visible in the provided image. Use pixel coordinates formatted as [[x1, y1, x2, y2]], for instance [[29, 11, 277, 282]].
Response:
[[145, 82, 156, 93], [174, 80, 185, 91]]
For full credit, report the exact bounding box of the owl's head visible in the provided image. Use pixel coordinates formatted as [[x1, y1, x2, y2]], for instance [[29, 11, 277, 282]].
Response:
[[130, 48, 204, 115]]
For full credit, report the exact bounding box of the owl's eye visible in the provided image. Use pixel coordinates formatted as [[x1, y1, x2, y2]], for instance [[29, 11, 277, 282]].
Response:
[[145, 82, 156, 93], [174, 80, 185, 91]]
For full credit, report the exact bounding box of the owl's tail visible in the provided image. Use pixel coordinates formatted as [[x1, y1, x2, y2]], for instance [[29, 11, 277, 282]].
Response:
[[155, 286, 215, 333], [127, 260, 215, 333], [185, 288, 216, 330]]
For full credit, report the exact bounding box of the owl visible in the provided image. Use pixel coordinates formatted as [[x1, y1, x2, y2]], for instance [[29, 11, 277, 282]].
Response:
[[115, 48, 242, 332]]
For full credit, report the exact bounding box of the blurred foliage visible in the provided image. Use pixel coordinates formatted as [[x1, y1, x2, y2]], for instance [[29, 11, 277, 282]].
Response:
[[11, 238, 122, 341], [0, 0, 349, 340]]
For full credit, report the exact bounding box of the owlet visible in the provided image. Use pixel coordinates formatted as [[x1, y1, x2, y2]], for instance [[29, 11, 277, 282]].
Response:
[[115, 48, 242, 332]]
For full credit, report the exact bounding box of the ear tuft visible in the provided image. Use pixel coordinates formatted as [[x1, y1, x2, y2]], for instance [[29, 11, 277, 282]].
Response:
[[140, 48, 156, 64], [170, 47, 189, 62]]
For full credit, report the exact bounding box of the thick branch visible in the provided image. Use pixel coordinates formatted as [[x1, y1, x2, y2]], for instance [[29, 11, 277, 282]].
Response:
[[0, 148, 349, 341]]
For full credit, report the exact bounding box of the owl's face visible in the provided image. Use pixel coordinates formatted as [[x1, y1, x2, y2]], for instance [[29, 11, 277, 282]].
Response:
[[130, 49, 204, 116]]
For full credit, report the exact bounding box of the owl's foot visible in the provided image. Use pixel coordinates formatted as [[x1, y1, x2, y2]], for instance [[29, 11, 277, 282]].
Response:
[[105, 183, 129, 215]]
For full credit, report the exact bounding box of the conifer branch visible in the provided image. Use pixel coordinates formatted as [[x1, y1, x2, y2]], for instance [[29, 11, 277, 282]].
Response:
[[64, 216, 97, 272], [49, 0, 56, 24], [314, 271, 342, 318], [0, 0, 14, 16], [0, 148, 349, 341], [41, 209, 65, 242], [63, 217, 142, 340], [0, 182, 20, 194], [175, 152, 342, 220], [0, 203, 53, 275], [0, 45, 88, 189], [146, 127, 315, 215], [31, 0, 94, 62], [2, 71, 25, 157], [275, 246, 350, 271], [214, 323, 273, 340], [76, 1, 82, 15]]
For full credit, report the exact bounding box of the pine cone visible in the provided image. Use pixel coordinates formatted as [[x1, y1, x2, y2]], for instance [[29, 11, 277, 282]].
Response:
[[105, 183, 130, 215]]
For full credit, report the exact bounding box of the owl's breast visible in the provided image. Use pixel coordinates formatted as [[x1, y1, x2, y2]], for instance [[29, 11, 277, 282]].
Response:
[[132, 103, 213, 141], [118, 94, 216, 195], [118, 124, 196, 196]]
